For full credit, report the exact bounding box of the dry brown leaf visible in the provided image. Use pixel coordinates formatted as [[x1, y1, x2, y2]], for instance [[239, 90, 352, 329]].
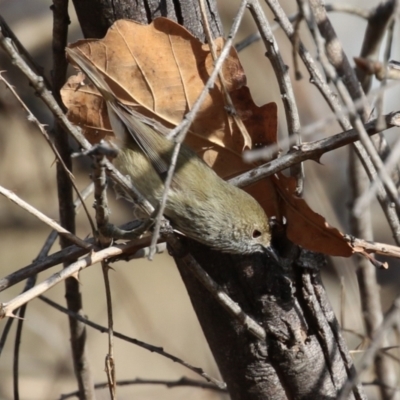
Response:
[[61, 72, 113, 143], [62, 18, 363, 259], [273, 175, 353, 257], [62, 18, 251, 157]]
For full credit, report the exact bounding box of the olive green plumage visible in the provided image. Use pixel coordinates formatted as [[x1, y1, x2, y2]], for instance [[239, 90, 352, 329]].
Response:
[[67, 47, 274, 255]]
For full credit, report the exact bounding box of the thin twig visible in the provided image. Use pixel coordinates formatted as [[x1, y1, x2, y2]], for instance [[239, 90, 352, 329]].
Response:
[[243, 80, 400, 163], [91, 153, 116, 398], [92, 153, 112, 245], [59, 377, 227, 399], [0, 230, 158, 294], [102, 260, 116, 400], [355, 0, 398, 91], [12, 278, 36, 400], [1, 182, 93, 371], [349, 237, 400, 259], [233, 112, 400, 187], [199, 0, 253, 147], [0, 242, 136, 319], [338, 297, 400, 399], [0, 73, 73, 180], [165, 232, 266, 340], [0, 229, 58, 359], [0, 185, 91, 250], [150, 0, 249, 257], [236, 1, 371, 54], [39, 296, 226, 389], [148, 141, 182, 259], [375, 16, 396, 131], [248, 0, 303, 195], [291, 12, 303, 81], [11, 228, 58, 399], [353, 3, 399, 398], [167, 0, 249, 142], [0, 16, 53, 88], [0, 28, 89, 149]]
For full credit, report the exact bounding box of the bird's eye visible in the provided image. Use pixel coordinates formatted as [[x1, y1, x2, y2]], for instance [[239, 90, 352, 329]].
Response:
[[252, 229, 262, 239]]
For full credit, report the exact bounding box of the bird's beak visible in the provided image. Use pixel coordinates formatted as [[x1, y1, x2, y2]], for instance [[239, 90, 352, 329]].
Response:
[[264, 245, 280, 262]]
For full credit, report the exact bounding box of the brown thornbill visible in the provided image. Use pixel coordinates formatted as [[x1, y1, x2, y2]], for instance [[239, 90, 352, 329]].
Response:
[[66, 47, 278, 259]]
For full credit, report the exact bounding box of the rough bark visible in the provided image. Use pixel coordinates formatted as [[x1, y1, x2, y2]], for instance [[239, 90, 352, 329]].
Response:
[[71, 0, 222, 41], [175, 239, 365, 400]]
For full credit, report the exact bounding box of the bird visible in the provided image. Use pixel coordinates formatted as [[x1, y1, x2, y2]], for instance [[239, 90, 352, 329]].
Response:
[[66, 46, 278, 259]]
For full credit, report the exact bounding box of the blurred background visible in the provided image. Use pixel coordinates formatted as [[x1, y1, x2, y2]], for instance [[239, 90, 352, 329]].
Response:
[[0, 0, 399, 398]]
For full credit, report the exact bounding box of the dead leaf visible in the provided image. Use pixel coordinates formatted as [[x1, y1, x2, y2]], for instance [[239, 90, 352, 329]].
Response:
[[62, 18, 252, 155], [62, 18, 362, 259], [61, 72, 113, 143], [273, 174, 353, 257]]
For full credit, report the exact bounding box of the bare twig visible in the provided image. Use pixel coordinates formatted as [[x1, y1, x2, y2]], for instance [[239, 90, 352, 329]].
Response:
[[355, 0, 398, 92], [0, 185, 91, 250], [0, 182, 93, 360], [0, 244, 91, 294], [12, 278, 35, 400], [0, 243, 132, 319], [0, 73, 73, 180], [349, 236, 400, 260], [102, 259, 116, 400], [149, 0, 249, 257], [0, 15, 52, 88], [338, 297, 400, 399], [0, 230, 159, 294], [39, 296, 226, 389], [0, 269, 49, 358], [60, 377, 226, 399], [167, 0, 249, 142], [91, 153, 116, 398], [148, 141, 182, 258], [10, 229, 58, 399], [199, 0, 252, 147], [355, 58, 400, 81], [52, 0, 95, 392], [233, 112, 400, 187], [375, 16, 396, 131], [92, 153, 112, 245], [355, 5, 400, 398], [235, 1, 372, 54], [248, 0, 303, 195], [243, 79, 400, 163], [0, 28, 89, 148], [165, 232, 266, 340], [8, 182, 91, 396]]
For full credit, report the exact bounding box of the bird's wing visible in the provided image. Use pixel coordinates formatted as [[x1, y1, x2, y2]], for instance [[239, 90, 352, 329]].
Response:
[[66, 46, 171, 177]]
